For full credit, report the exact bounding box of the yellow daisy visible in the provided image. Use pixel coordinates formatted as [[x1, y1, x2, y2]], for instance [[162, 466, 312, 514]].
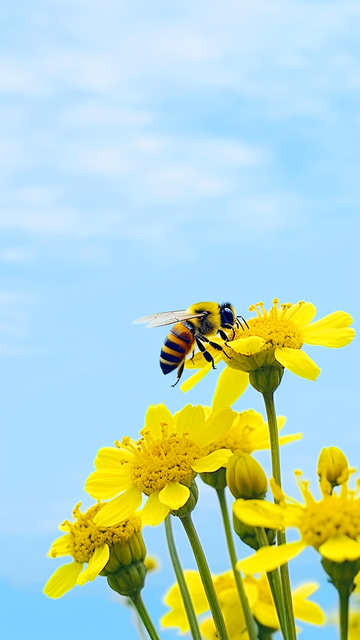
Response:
[[181, 299, 354, 398], [161, 569, 323, 636], [85, 403, 236, 527], [234, 468, 360, 576], [43, 502, 145, 598], [204, 408, 301, 455]]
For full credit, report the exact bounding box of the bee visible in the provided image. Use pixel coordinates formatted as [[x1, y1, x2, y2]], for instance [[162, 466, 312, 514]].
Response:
[[133, 301, 245, 387]]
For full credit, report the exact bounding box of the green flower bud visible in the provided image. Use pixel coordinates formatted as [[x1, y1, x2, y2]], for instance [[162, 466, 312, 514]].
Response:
[[107, 561, 147, 598], [200, 468, 227, 490], [226, 451, 268, 500], [317, 447, 350, 495], [171, 481, 199, 518], [249, 362, 284, 394]]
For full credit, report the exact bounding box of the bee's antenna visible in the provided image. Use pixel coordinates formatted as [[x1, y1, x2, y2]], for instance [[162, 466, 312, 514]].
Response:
[[236, 315, 249, 331]]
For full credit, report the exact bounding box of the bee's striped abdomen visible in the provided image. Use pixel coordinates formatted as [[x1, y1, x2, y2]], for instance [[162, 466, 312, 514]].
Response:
[[160, 323, 194, 375]]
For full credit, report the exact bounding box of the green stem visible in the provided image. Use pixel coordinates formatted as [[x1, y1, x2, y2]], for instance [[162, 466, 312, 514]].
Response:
[[262, 391, 297, 640], [257, 622, 276, 640], [216, 488, 258, 640], [256, 527, 287, 640], [164, 515, 202, 640], [130, 593, 162, 640], [339, 587, 349, 640], [180, 513, 230, 640]]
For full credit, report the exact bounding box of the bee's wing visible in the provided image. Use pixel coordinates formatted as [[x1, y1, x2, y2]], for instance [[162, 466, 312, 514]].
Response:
[[132, 309, 207, 328]]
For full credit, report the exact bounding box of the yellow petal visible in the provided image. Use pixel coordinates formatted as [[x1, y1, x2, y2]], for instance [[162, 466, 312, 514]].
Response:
[[43, 561, 84, 598], [252, 600, 279, 630], [77, 544, 110, 585], [192, 449, 232, 473], [159, 482, 190, 510], [233, 498, 302, 529], [144, 404, 174, 438], [293, 583, 319, 599], [305, 310, 353, 331], [181, 356, 222, 393], [227, 336, 265, 355], [212, 367, 249, 411], [94, 486, 142, 526], [47, 534, 72, 558], [319, 536, 360, 562], [141, 491, 170, 526], [275, 347, 321, 380], [192, 406, 236, 448], [95, 447, 134, 469], [301, 327, 355, 348], [293, 595, 325, 625], [287, 302, 317, 326], [85, 467, 133, 499], [278, 433, 302, 446], [237, 540, 306, 574], [176, 404, 205, 438], [185, 351, 217, 369]]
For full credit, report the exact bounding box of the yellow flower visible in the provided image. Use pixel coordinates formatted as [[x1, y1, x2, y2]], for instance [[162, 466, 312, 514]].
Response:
[[181, 299, 354, 398], [349, 611, 360, 640], [235, 466, 360, 575], [161, 569, 324, 636], [43, 502, 144, 598], [205, 408, 301, 453], [85, 403, 236, 527]]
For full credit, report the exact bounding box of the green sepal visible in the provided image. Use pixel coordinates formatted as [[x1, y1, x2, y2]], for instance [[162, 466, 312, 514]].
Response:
[[321, 557, 360, 595], [249, 363, 284, 394], [107, 561, 146, 598], [171, 481, 199, 518], [233, 513, 276, 550], [200, 467, 227, 490]]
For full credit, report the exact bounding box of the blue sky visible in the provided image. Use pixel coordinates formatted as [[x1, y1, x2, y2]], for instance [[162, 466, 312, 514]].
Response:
[[1, 1, 359, 638]]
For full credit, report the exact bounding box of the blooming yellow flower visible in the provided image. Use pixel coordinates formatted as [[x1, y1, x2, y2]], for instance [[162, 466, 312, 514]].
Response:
[[235, 467, 360, 575], [181, 299, 354, 399], [43, 502, 144, 598], [205, 409, 301, 454], [161, 569, 324, 636], [85, 403, 236, 527]]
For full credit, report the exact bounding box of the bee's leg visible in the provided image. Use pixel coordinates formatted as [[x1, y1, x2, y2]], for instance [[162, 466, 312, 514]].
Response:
[[218, 329, 228, 341], [201, 334, 232, 360], [190, 349, 195, 363], [195, 337, 216, 369], [171, 361, 185, 387]]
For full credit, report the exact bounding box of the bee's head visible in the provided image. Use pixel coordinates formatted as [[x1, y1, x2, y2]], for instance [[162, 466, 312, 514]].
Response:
[[219, 302, 236, 329]]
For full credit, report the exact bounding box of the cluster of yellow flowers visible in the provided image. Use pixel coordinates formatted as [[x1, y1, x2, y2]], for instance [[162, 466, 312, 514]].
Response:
[[44, 299, 357, 640]]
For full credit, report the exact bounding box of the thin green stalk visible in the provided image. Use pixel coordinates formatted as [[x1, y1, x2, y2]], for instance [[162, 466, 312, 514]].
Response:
[[164, 515, 202, 640], [339, 587, 349, 640], [130, 593, 162, 640], [262, 391, 297, 640], [180, 513, 230, 640], [255, 527, 288, 640], [216, 487, 258, 640]]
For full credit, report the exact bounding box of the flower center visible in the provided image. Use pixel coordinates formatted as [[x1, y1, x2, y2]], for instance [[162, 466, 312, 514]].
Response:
[[131, 432, 203, 495], [233, 299, 304, 350], [300, 494, 360, 549], [63, 503, 142, 563]]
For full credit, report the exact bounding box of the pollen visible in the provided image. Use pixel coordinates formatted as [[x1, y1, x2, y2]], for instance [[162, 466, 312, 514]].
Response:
[[130, 432, 204, 495], [59, 503, 142, 563], [233, 299, 303, 350], [299, 494, 360, 549]]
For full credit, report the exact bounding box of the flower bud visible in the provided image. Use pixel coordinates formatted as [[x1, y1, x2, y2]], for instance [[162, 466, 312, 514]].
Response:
[[317, 447, 350, 495], [171, 481, 199, 518], [200, 468, 227, 491], [100, 529, 147, 576], [226, 451, 268, 500]]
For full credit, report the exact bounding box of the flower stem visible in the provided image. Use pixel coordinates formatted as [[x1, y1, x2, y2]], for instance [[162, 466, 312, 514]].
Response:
[[339, 586, 349, 640], [130, 593, 162, 640], [180, 513, 230, 640], [164, 515, 202, 640], [262, 391, 297, 640], [257, 622, 275, 640], [255, 527, 288, 640], [216, 487, 258, 640]]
